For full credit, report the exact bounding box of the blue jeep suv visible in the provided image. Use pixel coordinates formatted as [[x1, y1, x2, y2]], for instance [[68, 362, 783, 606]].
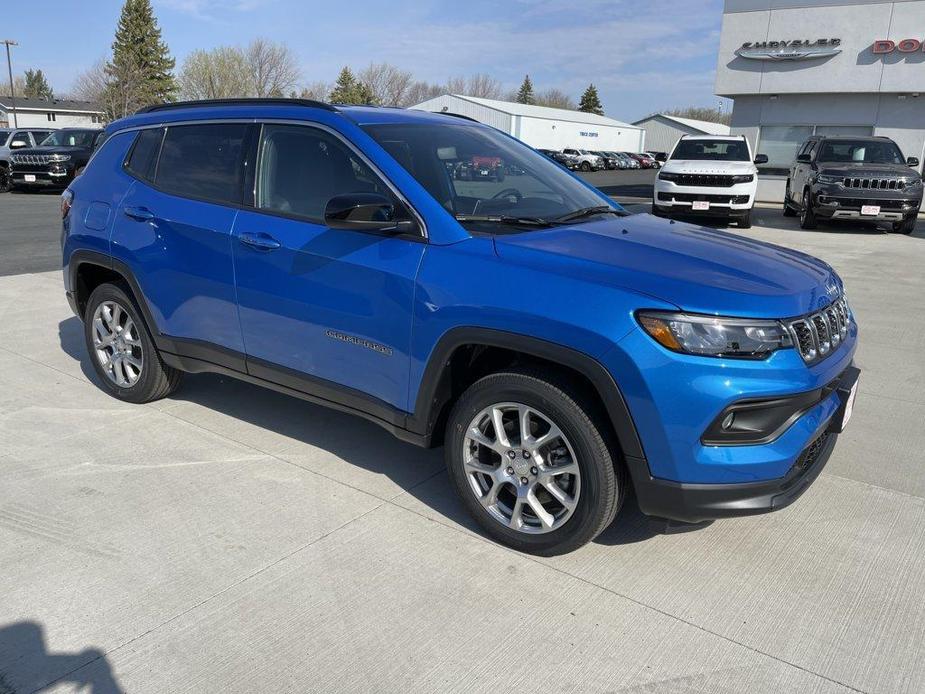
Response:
[[62, 99, 859, 555]]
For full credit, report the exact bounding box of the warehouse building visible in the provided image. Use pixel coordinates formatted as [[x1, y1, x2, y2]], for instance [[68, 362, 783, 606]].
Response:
[[0, 96, 104, 129], [631, 113, 731, 153], [409, 94, 645, 152], [717, 0, 925, 201]]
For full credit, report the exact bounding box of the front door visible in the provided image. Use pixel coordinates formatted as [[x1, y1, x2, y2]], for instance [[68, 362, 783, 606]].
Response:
[[232, 122, 425, 411]]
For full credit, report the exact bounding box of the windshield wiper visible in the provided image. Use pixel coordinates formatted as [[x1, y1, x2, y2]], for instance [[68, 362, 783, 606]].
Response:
[[454, 214, 553, 227], [552, 205, 627, 223]]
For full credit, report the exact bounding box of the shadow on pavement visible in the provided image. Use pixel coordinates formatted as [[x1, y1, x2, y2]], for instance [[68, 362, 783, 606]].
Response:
[[57, 316, 672, 548], [0, 622, 123, 693]]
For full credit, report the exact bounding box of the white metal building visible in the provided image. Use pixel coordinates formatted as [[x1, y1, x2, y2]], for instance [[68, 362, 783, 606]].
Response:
[[631, 114, 731, 153], [409, 94, 645, 152], [0, 96, 104, 129], [717, 0, 925, 201]]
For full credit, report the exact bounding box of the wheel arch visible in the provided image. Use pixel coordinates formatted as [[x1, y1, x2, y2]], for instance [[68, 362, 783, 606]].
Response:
[[68, 250, 160, 334], [409, 327, 645, 461]]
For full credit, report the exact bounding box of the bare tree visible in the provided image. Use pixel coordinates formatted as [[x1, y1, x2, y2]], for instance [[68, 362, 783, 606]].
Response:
[[245, 38, 301, 97], [535, 88, 575, 110], [402, 80, 444, 106], [298, 81, 330, 101], [358, 63, 413, 107], [68, 60, 108, 103], [464, 73, 502, 99], [179, 47, 250, 99], [444, 76, 466, 95], [664, 106, 730, 125]]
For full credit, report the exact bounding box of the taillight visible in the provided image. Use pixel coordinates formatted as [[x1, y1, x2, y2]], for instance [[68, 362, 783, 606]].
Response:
[[61, 189, 73, 218]]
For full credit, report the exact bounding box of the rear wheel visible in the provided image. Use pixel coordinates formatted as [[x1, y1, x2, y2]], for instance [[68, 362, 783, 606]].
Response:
[[800, 189, 817, 229], [84, 282, 182, 403], [892, 216, 917, 234], [445, 370, 624, 556]]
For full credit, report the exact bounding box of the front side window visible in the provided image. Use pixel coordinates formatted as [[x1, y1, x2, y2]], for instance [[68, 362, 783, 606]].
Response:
[[671, 139, 749, 162], [362, 123, 609, 231], [156, 123, 248, 205], [817, 140, 904, 165], [256, 123, 406, 223]]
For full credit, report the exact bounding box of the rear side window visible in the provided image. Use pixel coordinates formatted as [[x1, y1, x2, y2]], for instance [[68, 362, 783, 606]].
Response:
[[156, 123, 249, 205], [125, 128, 163, 182], [29, 130, 51, 145], [0, 133, 8, 147]]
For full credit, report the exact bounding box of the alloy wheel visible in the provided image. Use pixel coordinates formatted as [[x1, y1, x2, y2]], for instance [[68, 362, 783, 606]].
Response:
[[462, 402, 580, 534], [91, 300, 143, 387]]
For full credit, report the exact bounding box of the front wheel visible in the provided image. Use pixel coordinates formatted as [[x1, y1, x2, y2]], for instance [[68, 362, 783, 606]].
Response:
[[0, 166, 10, 193], [738, 209, 752, 229], [892, 216, 917, 234], [580, 161, 591, 172], [445, 370, 624, 556], [84, 282, 182, 403], [800, 189, 818, 229]]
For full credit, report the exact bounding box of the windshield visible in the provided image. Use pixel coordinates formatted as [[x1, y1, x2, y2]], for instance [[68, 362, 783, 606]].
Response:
[[361, 122, 613, 230], [39, 130, 97, 147], [671, 139, 749, 162], [817, 140, 905, 165]]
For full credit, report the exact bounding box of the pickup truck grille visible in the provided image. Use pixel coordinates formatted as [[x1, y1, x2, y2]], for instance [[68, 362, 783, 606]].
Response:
[[785, 297, 851, 364], [11, 154, 54, 165], [842, 177, 907, 190]]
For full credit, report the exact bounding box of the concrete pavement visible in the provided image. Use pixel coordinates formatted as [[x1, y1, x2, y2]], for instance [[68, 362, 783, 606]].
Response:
[[0, 208, 924, 692]]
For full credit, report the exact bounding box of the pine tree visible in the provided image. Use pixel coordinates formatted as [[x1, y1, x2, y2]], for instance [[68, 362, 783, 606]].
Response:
[[23, 69, 53, 100], [328, 67, 376, 105], [105, 0, 177, 118], [578, 84, 604, 115], [515, 75, 535, 105]]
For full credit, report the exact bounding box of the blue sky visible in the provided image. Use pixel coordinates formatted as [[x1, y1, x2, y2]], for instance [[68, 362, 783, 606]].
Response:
[[6, 0, 727, 122]]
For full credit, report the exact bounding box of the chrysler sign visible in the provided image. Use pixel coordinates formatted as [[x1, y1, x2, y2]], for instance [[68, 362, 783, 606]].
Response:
[[736, 38, 842, 61]]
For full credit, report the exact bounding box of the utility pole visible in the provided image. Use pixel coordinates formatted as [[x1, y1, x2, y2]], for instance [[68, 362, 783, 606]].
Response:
[[2, 40, 18, 128]]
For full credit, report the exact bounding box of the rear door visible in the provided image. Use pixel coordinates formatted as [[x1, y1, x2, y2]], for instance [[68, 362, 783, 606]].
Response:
[[110, 122, 251, 360], [231, 122, 425, 410]]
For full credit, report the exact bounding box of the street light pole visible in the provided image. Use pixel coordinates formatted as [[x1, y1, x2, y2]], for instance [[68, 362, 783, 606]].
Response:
[[3, 39, 18, 128]]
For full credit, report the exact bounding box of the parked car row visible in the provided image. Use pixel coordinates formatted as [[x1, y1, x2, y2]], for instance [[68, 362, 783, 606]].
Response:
[[536, 148, 660, 172], [0, 127, 104, 193]]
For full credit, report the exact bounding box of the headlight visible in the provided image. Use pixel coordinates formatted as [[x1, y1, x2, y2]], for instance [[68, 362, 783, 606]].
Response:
[[816, 174, 842, 185], [731, 174, 755, 184], [49, 154, 71, 162], [658, 171, 680, 182], [637, 311, 793, 359]]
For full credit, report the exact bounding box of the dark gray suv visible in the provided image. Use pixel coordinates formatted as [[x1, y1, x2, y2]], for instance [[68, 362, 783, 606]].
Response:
[[784, 136, 922, 234]]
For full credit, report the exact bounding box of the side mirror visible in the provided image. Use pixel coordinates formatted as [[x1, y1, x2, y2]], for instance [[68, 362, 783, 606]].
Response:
[[10, 140, 27, 149], [324, 192, 413, 233], [753, 154, 769, 165], [796, 153, 811, 164], [908, 156, 920, 167]]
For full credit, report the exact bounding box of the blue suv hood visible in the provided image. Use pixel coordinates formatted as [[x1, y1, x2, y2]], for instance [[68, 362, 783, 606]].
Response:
[[492, 214, 840, 318]]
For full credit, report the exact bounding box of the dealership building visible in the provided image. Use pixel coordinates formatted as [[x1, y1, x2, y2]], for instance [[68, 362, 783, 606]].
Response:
[[717, 0, 925, 200], [410, 94, 645, 153]]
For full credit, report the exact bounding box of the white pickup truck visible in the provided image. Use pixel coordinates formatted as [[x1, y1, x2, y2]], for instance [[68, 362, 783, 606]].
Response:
[[562, 148, 605, 172]]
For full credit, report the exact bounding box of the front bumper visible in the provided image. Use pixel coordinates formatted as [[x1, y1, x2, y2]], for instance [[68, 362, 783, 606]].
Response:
[[813, 191, 921, 222], [10, 166, 73, 187], [626, 366, 858, 522], [653, 179, 756, 217]]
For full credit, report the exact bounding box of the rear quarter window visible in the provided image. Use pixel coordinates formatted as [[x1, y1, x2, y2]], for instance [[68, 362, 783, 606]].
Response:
[[155, 123, 249, 205], [125, 128, 164, 182]]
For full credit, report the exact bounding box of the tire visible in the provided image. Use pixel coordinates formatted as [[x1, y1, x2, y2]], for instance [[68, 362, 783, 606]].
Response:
[[580, 161, 591, 172], [83, 282, 182, 404], [444, 369, 625, 556], [891, 216, 917, 234], [0, 165, 9, 193], [738, 209, 752, 229], [799, 189, 817, 229], [782, 182, 796, 217]]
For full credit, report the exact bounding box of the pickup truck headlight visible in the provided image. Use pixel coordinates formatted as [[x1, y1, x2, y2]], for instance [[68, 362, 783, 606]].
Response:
[[637, 311, 793, 359], [816, 174, 842, 185], [49, 154, 71, 162]]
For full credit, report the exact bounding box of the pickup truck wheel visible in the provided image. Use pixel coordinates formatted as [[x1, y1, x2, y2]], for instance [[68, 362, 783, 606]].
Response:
[[84, 282, 182, 404], [445, 370, 623, 556], [892, 216, 917, 234], [800, 190, 817, 229], [580, 161, 591, 172]]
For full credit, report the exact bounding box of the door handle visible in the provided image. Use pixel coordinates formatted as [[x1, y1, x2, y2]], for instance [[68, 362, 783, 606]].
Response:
[[123, 206, 154, 222], [239, 231, 281, 251]]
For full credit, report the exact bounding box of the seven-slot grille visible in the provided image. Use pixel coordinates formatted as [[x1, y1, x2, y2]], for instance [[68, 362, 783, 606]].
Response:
[[842, 177, 907, 190], [785, 297, 851, 364], [11, 154, 54, 166], [673, 174, 735, 187]]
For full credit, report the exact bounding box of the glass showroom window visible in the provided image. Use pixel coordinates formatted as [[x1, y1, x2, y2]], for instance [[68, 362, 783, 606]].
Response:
[[757, 125, 874, 176]]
